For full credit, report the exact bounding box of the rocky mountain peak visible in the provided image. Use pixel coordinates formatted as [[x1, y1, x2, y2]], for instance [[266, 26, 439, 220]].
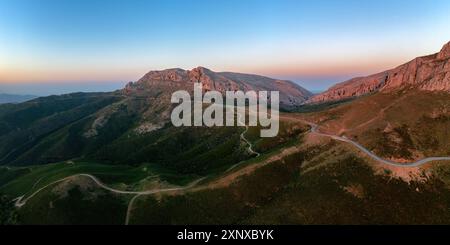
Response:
[[191, 66, 211, 73], [141, 68, 188, 82], [437, 41, 450, 59], [187, 66, 216, 84]]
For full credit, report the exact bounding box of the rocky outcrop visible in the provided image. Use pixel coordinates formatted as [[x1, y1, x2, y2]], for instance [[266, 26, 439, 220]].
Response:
[[307, 73, 387, 103], [308, 41, 450, 104], [437, 41, 450, 60], [124, 66, 313, 109]]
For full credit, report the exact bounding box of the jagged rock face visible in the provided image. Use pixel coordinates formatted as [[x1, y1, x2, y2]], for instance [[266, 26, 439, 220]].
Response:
[[308, 41, 450, 104], [438, 41, 450, 60], [307, 73, 387, 103], [124, 66, 312, 109]]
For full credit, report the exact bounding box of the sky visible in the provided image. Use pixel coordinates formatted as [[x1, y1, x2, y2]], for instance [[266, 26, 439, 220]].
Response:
[[1, 0, 450, 95]]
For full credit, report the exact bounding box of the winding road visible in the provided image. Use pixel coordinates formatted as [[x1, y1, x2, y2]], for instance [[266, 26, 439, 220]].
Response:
[[237, 112, 261, 157], [13, 173, 205, 224], [299, 119, 450, 167], [14, 174, 204, 207], [230, 106, 449, 167]]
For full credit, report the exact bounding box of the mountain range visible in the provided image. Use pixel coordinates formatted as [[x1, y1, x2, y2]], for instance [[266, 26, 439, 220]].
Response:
[[1, 41, 450, 225], [124, 66, 313, 109], [1, 41, 450, 166]]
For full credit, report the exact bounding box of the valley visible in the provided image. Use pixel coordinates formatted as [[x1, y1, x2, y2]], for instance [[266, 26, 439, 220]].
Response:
[[1, 107, 450, 224]]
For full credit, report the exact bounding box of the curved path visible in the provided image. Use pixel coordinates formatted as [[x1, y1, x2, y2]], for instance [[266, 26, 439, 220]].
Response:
[[124, 177, 204, 225], [14, 174, 204, 208], [237, 113, 260, 157], [125, 194, 142, 225], [293, 118, 450, 167]]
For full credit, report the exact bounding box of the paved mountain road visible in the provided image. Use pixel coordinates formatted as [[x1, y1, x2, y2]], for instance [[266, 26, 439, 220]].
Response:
[[285, 117, 450, 167]]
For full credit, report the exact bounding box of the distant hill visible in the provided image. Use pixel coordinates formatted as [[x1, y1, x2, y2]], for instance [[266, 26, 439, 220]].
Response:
[[0, 94, 37, 104]]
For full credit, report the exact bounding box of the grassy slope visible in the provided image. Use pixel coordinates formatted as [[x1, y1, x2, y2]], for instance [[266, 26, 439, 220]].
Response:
[[302, 90, 450, 160], [0, 161, 200, 198], [0, 118, 306, 224], [129, 143, 450, 225], [0, 117, 305, 197], [0, 92, 259, 178], [92, 125, 248, 175], [17, 178, 129, 225], [0, 93, 124, 165], [245, 120, 309, 153], [5, 142, 450, 225]]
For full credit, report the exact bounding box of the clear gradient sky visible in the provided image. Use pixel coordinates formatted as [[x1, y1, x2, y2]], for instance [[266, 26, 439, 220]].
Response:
[[1, 0, 450, 95]]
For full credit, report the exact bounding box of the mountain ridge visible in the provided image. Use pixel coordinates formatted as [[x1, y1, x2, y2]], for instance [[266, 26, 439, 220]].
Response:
[[308, 41, 450, 103], [124, 66, 313, 109]]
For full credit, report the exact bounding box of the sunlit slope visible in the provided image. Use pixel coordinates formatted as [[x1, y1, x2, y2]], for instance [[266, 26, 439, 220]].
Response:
[[302, 90, 450, 161]]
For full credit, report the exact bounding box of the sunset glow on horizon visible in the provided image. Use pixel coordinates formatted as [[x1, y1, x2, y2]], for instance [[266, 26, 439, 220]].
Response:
[[1, 0, 450, 95]]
